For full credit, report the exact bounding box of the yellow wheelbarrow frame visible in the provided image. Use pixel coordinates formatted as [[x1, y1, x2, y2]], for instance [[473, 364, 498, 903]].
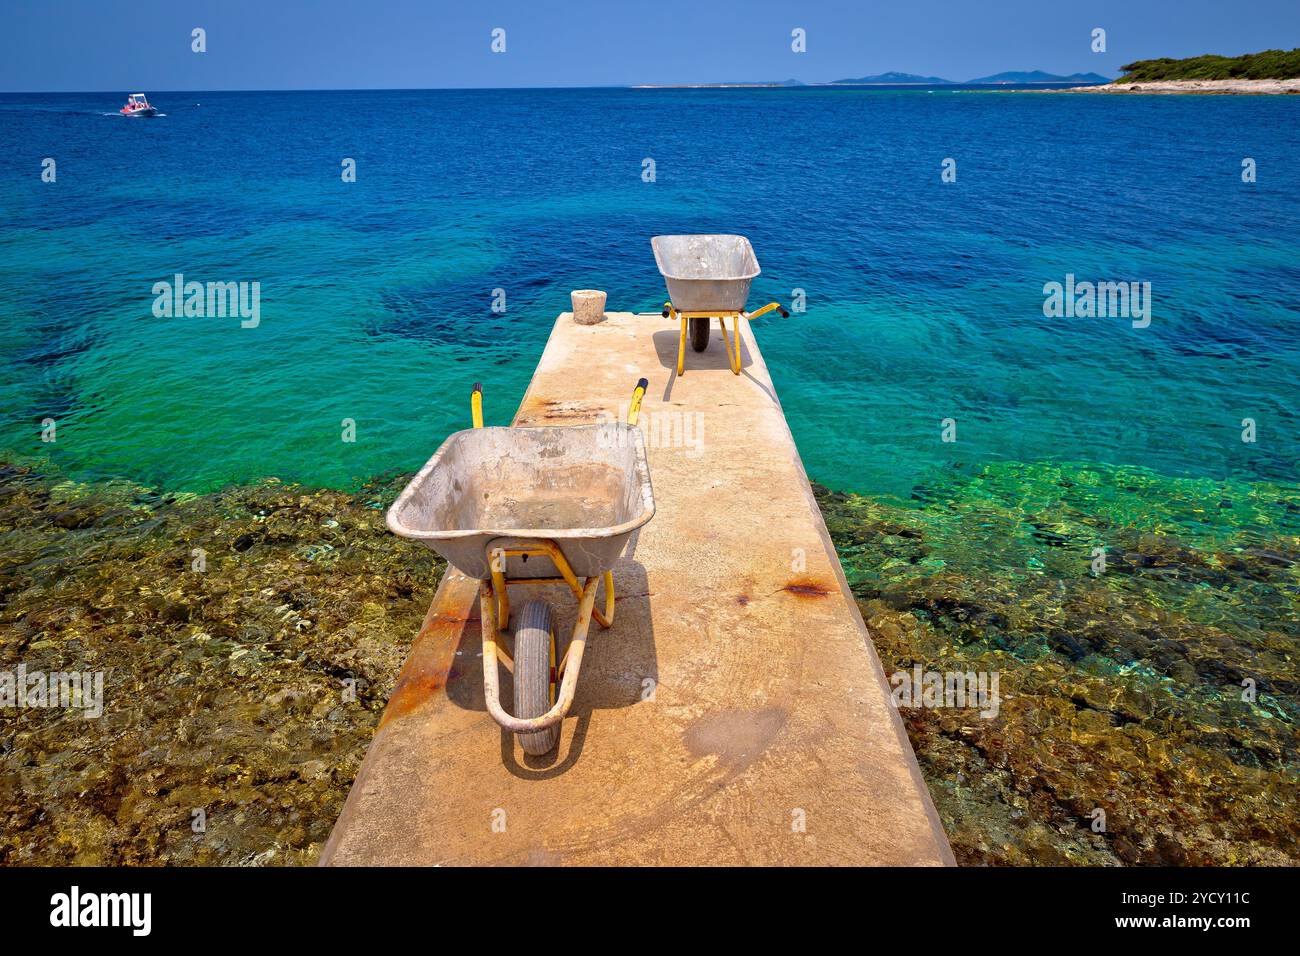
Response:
[[471, 379, 647, 739], [661, 301, 788, 376]]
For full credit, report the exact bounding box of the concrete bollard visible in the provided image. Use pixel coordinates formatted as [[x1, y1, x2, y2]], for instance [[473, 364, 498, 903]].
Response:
[[571, 290, 607, 326]]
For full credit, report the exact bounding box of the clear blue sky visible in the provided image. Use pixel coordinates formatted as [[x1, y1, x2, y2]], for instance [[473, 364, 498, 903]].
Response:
[[3, 0, 1297, 91]]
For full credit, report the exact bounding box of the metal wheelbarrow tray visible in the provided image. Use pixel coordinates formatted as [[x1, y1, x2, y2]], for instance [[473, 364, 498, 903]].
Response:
[[652, 234, 788, 376], [386, 380, 654, 755]]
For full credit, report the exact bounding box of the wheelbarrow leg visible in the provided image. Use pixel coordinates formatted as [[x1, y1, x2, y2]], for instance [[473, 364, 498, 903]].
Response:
[[591, 570, 615, 628], [677, 316, 688, 376], [488, 548, 510, 628], [717, 316, 742, 375]]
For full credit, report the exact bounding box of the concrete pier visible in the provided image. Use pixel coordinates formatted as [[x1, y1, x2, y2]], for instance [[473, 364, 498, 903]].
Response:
[[320, 312, 954, 866]]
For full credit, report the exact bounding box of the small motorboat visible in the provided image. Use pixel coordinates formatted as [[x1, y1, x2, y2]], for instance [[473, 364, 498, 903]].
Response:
[[119, 93, 158, 117]]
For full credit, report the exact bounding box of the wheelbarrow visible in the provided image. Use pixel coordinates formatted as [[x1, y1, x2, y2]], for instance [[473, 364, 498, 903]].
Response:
[[385, 379, 655, 755], [652, 234, 788, 376]]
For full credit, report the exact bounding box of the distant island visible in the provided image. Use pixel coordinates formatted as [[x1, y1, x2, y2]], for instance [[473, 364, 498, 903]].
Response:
[[630, 79, 804, 88], [830, 71, 956, 85], [830, 70, 1109, 85], [966, 70, 1112, 84], [634, 69, 1111, 90]]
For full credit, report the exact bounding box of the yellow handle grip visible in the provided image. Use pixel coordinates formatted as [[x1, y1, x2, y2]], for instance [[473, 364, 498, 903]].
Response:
[[627, 378, 648, 426], [745, 302, 789, 320]]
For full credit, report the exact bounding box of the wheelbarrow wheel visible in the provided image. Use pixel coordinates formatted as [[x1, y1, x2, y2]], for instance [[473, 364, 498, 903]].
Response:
[[513, 600, 561, 755], [689, 316, 710, 352]]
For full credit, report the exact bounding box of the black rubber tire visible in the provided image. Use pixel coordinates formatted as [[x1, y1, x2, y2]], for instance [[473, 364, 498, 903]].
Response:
[[513, 600, 560, 755], [689, 316, 710, 352]]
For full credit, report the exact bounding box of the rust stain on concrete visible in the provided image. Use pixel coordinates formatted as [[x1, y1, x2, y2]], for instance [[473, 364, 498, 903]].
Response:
[[781, 578, 832, 598], [517, 396, 603, 425], [378, 587, 474, 728]]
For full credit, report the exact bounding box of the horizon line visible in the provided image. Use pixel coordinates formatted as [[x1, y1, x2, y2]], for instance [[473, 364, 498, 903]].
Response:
[[0, 78, 1115, 95]]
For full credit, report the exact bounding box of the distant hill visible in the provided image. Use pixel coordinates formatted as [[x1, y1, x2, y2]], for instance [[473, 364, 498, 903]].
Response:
[[831, 72, 955, 85], [1117, 49, 1300, 81], [967, 70, 1111, 84]]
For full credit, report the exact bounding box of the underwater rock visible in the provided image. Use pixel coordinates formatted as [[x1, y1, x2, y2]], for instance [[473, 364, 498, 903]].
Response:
[[0, 458, 441, 865], [816, 461, 1299, 867]]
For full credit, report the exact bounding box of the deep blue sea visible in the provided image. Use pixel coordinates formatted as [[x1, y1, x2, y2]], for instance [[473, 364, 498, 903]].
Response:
[[2, 87, 1298, 500]]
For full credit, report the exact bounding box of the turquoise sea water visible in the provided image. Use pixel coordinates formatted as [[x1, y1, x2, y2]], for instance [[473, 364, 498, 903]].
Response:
[[2, 88, 1298, 499], [2, 87, 1298, 865]]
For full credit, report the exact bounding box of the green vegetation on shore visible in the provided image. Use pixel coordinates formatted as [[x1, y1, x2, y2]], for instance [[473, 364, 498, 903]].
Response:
[[1118, 48, 1300, 82]]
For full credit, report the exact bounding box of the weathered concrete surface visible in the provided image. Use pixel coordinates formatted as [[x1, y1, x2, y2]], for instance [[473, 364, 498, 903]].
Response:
[[321, 312, 954, 866]]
